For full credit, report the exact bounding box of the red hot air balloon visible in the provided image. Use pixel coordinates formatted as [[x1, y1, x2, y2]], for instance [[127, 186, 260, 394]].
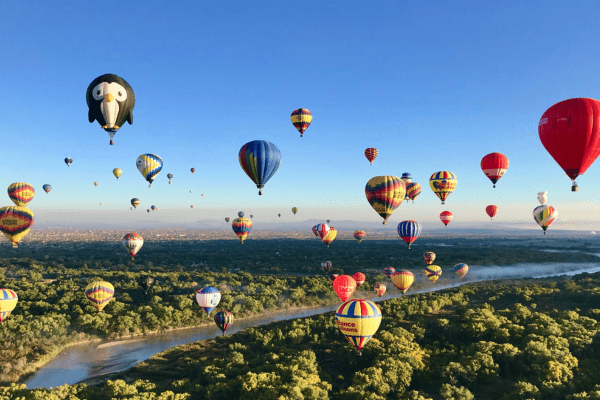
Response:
[[191, 168, 195, 173], [364, 148, 378, 165], [486, 205, 498, 220], [352, 272, 366, 286], [538, 98, 600, 191], [440, 211, 453, 227], [332, 275, 357, 302], [481, 153, 509, 188]]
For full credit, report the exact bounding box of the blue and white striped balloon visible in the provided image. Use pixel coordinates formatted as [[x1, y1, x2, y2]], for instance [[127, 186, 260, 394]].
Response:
[[397, 220, 422, 249]]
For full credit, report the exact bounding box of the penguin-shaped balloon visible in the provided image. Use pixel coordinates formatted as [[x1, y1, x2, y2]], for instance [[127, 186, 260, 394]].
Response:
[[86, 74, 135, 145]]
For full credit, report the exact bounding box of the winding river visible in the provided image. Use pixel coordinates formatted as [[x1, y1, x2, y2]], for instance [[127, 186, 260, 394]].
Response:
[[26, 261, 600, 389]]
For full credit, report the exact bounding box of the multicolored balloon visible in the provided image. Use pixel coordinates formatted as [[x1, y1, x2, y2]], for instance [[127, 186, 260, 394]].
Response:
[[533, 205, 557, 235], [315, 223, 330, 241], [391, 270, 414, 293], [352, 272, 366, 286], [397, 220, 422, 249], [481, 153, 509, 188], [0, 289, 18, 323], [440, 211, 453, 227], [405, 182, 422, 203], [151, 205, 156, 211], [0, 206, 34, 248], [214, 311, 234, 336], [429, 171, 457, 204], [196, 287, 221, 316], [374, 284, 386, 297], [486, 205, 498, 220], [238, 140, 281, 195], [353, 230, 366, 243], [292, 207, 298, 215], [365, 175, 406, 224], [64, 157, 73, 167], [384, 267, 396, 278], [537, 191, 548, 205], [322, 227, 337, 247], [424, 265, 442, 282], [225, 217, 230, 223], [333, 275, 357, 302], [453, 263, 468, 278], [401, 173, 412, 199], [364, 148, 378, 165], [7, 183, 35, 207], [423, 251, 436, 265], [312, 224, 319, 237], [335, 299, 382, 354], [136, 154, 163, 187], [122, 233, 144, 259], [290, 108, 312, 137], [42, 184, 52, 194], [131, 198, 140, 209], [321, 261, 332, 272], [232, 217, 252, 243], [84, 281, 114, 312], [191, 168, 195, 173]]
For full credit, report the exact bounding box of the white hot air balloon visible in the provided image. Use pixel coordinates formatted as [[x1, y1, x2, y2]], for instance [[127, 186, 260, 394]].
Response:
[[537, 191, 548, 205], [122, 233, 144, 259]]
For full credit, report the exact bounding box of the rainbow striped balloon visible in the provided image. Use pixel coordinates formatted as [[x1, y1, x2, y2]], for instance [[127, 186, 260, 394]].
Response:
[[335, 299, 382, 353], [232, 217, 252, 243], [0, 206, 34, 248], [0, 289, 18, 323], [424, 265, 442, 282], [290, 108, 312, 137], [214, 311, 234, 335], [533, 205, 557, 235], [238, 140, 281, 195], [353, 230, 366, 243], [453, 263, 469, 278], [85, 281, 114, 312], [429, 171, 457, 204], [405, 182, 422, 203], [8, 183, 35, 207], [365, 176, 406, 224]]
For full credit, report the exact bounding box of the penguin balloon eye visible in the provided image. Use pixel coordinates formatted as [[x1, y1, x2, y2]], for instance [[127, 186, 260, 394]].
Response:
[[91, 83, 107, 101], [107, 82, 128, 102]]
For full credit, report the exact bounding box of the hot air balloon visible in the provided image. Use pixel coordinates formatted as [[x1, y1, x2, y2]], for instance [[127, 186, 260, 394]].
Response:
[[397, 220, 422, 249], [151, 205, 156, 211], [353, 230, 366, 243], [384, 267, 396, 278], [42, 184, 52, 194], [429, 171, 457, 204], [352, 272, 366, 286], [238, 211, 244, 218], [190, 205, 194, 208], [136, 154, 163, 187], [333, 275, 357, 302], [538, 98, 600, 191], [0, 289, 18, 323], [84, 281, 114, 312], [327, 219, 331, 224], [405, 182, 422, 203], [440, 211, 453, 227], [290, 108, 312, 137], [401, 173, 412, 199], [453, 263, 468, 278], [122, 233, 144, 259], [167, 173, 173, 184], [113, 168, 122, 180], [191, 168, 195, 173], [312, 225, 319, 237], [99, 202, 103, 205], [424, 265, 442, 282], [7, 183, 35, 207], [232, 217, 252, 243], [364, 148, 378, 165], [239, 140, 281, 195], [225, 217, 230, 223], [335, 299, 382, 355], [278, 213, 281, 217], [391, 271, 414, 293], [0, 206, 34, 248], [329, 274, 339, 283], [486, 205, 498, 220], [249, 214, 253, 218], [365, 176, 406, 224], [292, 207, 298, 215], [322, 227, 337, 247], [86, 74, 135, 145], [315, 223, 330, 241], [131, 198, 140, 209], [423, 251, 436, 265], [533, 205, 557, 235], [147, 209, 150, 213], [214, 311, 234, 336], [537, 191, 548, 205], [138, 275, 154, 294], [64, 157, 73, 167], [94, 182, 98, 187], [481, 153, 509, 188], [321, 261, 332, 272], [374, 284, 386, 297], [196, 287, 221, 316]]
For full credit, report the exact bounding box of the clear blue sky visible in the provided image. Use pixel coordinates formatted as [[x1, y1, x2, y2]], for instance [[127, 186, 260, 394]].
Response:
[[1, 0, 600, 230]]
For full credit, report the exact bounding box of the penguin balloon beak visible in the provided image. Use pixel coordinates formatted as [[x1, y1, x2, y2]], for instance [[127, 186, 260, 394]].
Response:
[[105, 93, 114, 102]]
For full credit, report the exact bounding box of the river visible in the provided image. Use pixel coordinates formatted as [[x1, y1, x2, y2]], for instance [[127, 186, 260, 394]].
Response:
[[25, 261, 600, 389]]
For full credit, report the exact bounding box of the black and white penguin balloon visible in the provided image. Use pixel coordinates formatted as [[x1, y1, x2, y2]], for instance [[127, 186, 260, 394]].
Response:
[[86, 74, 135, 145]]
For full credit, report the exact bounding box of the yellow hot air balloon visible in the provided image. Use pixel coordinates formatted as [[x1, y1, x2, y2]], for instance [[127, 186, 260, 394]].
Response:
[[365, 176, 405, 224], [335, 299, 382, 355], [429, 171, 457, 204], [292, 207, 298, 215], [0, 289, 18, 323], [85, 281, 114, 312], [424, 265, 442, 282], [7, 183, 35, 207], [323, 227, 337, 247], [391, 270, 414, 293], [0, 206, 34, 248], [113, 168, 122, 180]]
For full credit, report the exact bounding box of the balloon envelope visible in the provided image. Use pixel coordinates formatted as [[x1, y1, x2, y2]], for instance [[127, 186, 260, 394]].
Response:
[[481, 153, 509, 188], [429, 171, 457, 204], [290, 108, 312, 137], [365, 176, 405, 224], [196, 287, 221, 315], [440, 211, 453, 227], [335, 299, 382, 353], [136, 154, 163, 185], [64, 157, 73, 167], [364, 148, 378, 165], [391, 270, 414, 293], [0, 206, 34, 248], [374, 283, 386, 297], [138, 275, 154, 293], [42, 184, 52, 194], [333, 275, 357, 302], [322, 227, 337, 247], [238, 140, 281, 195], [321, 261, 332, 272], [405, 182, 422, 203], [7, 183, 35, 207], [214, 311, 234, 335], [533, 205, 557, 234], [453, 263, 469, 278], [397, 220, 422, 249], [423, 251, 436, 265], [0, 289, 18, 323], [122, 233, 144, 259], [292, 207, 298, 215], [425, 265, 442, 282], [113, 168, 122, 180], [486, 205, 498, 219], [131, 198, 140, 208], [537, 191, 548, 205], [353, 230, 366, 243], [84, 281, 114, 312], [384, 267, 396, 278], [232, 217, 252, 243], [352, 272, 366, 286]]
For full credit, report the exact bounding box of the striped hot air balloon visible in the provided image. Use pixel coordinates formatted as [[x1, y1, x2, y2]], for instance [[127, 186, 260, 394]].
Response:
[[423, 251, 436, 265], [384, 267, 396, 278], [405, 182, 422, 203], [391, 270, 414, 293], [136, 154, 163, 187], [7, 183, 35, 207], [84, 281, 114, 312], [196, 287, 221, 315], [335, 299, 382, 354], [453, 263, 469, 278], [214, 311, 234, 336], [312, 225, 319, 237], [290, 108, 312, 137], [429, 171, 457, 204], [131, 198, 140, 209], [481, 153, 509, 188], [315, 223, 330, 240], [374, 283, 386, 297], [0, 206, 34, 248], [440, 211, 453, 227], [238, 140, 281, 195], [401, 173, 412, 199], [397, 220, 422, 249], [353, 230, 366, 243], [232, 217, 252, 243], [533, 205, 557, 235], [0, 289, 18, 323], [364, 148, 378, 165], [424, 265, 442, 282], [365, 176, 406, 224]]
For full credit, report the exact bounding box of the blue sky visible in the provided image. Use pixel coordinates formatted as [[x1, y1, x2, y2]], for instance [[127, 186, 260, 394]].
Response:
[[1, 1, 600, 230]]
